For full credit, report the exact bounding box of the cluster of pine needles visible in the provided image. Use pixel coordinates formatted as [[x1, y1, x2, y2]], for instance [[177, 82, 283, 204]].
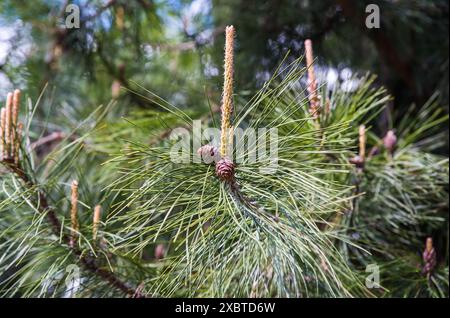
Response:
[[0, 26, 448, 298]]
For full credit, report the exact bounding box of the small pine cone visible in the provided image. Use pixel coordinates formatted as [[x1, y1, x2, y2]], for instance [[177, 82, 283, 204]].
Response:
[[422, 237, 437, 277], [349, 155, 364, 169], [215, 157, 235, 181], [383, 130, 397, 154], [197, 144, 220, 164]]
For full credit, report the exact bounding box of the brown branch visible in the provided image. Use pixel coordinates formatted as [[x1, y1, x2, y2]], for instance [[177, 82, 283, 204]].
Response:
[[30, 131, 67, 150]]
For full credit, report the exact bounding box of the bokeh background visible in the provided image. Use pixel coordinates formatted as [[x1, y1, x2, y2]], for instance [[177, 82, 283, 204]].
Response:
[[0, 0, 448, 151]]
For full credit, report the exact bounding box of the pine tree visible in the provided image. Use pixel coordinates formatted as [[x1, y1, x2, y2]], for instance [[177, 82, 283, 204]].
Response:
[[0, 26, 448, 298]]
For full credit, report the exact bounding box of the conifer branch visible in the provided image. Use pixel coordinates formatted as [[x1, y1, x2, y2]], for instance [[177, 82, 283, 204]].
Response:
[[2, 147, 145, 298], [0, 90, 146, 298]]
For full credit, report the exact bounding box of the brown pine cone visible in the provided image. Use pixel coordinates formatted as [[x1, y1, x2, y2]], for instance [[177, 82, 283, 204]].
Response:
[[215, 157, 235, 181]]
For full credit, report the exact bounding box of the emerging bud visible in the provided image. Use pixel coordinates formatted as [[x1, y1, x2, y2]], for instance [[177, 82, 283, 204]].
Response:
[[359, 125, 366, 161], [0, 107, 5, 160], [305, 39, 321, 119], [111, 80, 121, 99], [4, 93, 12, 159], [422, 237, 437, 278], [93, 205, 101, 241], [383, 130, 397, 154], [154, 243, 166, 260], [70, 180, 79, 247], [14, 122, 23, 165], [215, 157, 235, 181], [11, 89, 20, 156]]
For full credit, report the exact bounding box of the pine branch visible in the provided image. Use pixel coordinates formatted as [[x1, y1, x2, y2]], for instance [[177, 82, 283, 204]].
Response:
[[1, 157, 144, 297], [0, 89, 146, 297]]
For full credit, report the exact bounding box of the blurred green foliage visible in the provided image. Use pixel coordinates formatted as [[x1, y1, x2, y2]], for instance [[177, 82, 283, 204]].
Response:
[[1, 0, 448, 122]]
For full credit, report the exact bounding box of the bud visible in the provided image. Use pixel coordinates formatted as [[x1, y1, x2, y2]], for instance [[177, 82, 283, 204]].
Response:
[[116, 6, 125, 30], [0, 107, 5, 160], [14, 122, 23, 165], [359, 125, 366, 161], [383, 130, 397, 154], [304, 39, 321, 118], [4, 92, 12, 159], [11, 89, 20, 157], [422, 237, 437, 278], [70, 180, 79, 247], [111, 80, 121, 99], [154, 243, 165, 260], [215, 157, 235, 181], [93, 205, 101, 241]]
